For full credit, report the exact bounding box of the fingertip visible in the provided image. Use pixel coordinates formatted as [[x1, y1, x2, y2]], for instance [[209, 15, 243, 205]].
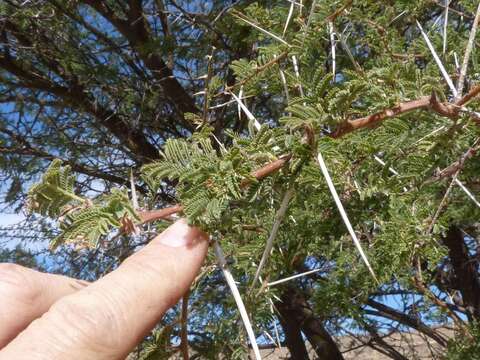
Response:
[[153, 218, 209, 248]]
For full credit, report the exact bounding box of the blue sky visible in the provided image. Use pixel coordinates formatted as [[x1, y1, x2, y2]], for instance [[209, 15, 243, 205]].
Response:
[[0, 212, 24, 226]]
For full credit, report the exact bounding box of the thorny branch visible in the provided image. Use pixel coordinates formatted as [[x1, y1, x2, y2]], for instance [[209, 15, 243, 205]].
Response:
[[0, 125, 138, 188], [138, 85, 480, 224], [431, 139, 480, 181]]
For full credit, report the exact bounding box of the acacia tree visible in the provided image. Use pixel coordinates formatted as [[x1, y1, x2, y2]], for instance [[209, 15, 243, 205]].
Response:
[[2, 0, 480, 359]]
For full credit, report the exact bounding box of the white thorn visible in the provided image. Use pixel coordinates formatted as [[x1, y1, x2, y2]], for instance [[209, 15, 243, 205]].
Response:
[[251, 188, 295, 288], [317, 152, 378, 282], [130, 170, 139, 210], [417, 20, 458, 98], [413, 126, 446, 145], [238, 86, 244, 121], [234, 13, 290, 46], [267, 268, 323, 287], [391, 10, 407, 24], [268, 300, 282, 347], [454, 52, 460, 70], [328, 22, 336, 80], [275, 53, 290, 106], [283, 0, 295, 36], [456, 2, 480, 99], [291, 55, 305, 99], [230, 91, 262, 130], [442, 0, 450, 55], [213, 241, 262, 360], [373, 155, 400, 176], [455, 179, 480, 208]]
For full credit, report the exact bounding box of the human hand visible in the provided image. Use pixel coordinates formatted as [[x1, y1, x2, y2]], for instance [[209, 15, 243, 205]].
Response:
[[0, 219, 208, 360]]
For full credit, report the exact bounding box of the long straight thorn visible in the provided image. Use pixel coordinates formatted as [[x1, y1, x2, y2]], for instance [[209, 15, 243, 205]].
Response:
[[316, 152, 378, 282]]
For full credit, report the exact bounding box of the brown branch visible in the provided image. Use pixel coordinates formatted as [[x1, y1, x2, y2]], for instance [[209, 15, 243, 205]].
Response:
[[139, 204, 184, 223], [455, 84, 480, 106], [442, 227, 480, 320], [0, 54, 67, 95], [365, 299, 448, 346], [331, 96, 432, 138], [0, 126, 136, 188], [352, 321, 409, 360], [0, 145, 135, 188], [154, 0, 174, 69], [427, 171, 459, 234], [431, 139, 480, 181], [247, 154, 292, 183], [138, 86, 480, 224], [430, 93, 459, 117], [138, 155, 292, 223], [333, 85, 480, 139], [0, 49, 160, 162], [430, 0, 474, 19], [46, 0, 146, 79], [169, 0, 232, 52], [413, 276, 471, 336]]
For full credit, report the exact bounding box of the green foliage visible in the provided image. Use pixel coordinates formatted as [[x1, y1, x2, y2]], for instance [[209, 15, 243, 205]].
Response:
[[27, 160, 138, 249], [139, 325, 176, 360], [27, 159, 79, 218], [281, 98, 325, 131], [142, 126, 297, 229], [52, 189, 139, 249]]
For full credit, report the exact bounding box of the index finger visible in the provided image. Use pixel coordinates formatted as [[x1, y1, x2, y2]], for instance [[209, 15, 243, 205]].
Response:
[[0, 219, 209, 360]]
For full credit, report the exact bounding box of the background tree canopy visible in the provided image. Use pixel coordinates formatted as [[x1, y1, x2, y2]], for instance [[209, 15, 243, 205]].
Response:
[[2, 0, 480, 358]]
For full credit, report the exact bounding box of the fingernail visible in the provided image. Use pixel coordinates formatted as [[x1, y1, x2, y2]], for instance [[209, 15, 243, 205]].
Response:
[[158, 219, 207, 248]]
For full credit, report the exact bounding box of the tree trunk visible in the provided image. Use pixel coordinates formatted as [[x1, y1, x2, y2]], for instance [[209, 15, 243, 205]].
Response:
[[276, 298, 310, 359], [276, 286, 344, 360], [443, 226, 480, 320]]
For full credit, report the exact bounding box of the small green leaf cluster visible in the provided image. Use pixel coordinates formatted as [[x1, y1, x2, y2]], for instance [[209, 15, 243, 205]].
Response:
[[139, 325, 176, 360], [27, 159, 78, 218], [52, 189, 138, 249], [27, 161, 139, 249]]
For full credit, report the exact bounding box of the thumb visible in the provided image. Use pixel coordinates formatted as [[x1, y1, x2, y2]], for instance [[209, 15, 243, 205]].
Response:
[[0, 219, 209, 360]]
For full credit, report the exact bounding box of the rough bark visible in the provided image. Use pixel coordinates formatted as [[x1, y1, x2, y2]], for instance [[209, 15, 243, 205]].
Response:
[[443, 226, 480, 320], [276, 286, 344, 360], [275, 296, 311, 360]]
